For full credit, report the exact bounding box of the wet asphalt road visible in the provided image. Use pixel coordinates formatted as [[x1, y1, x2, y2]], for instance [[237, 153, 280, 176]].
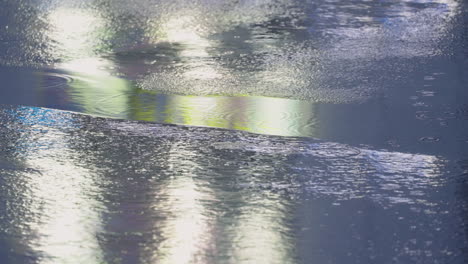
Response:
[[0, 0, 468, 263]]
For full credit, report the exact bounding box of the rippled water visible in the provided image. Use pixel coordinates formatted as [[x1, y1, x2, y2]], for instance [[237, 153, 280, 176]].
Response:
[[0, 105, 466, 264], [1, 0, 468, 263]]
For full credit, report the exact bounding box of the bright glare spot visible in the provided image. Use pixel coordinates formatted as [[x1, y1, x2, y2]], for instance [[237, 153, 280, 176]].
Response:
[[232, 195, 293, 263], [60, 58, 113, 76], [48, 8, 104, 55], [156, 15, 211, 58], [152, 148, 212, 264], [163, 16, 204, 45]]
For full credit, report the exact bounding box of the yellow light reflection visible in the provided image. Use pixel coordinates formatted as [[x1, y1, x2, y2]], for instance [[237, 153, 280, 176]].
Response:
[[248, 97, 315, 136], [59, 57, 132, 120], [130, 93, 317, 137], [60, 57, 113, 76]]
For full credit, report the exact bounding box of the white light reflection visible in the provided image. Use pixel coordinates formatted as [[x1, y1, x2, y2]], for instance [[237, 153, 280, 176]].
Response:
[[60, 57, 113, 76], [58, 56, 133, 119], [230, 195, 295, 264], [157, 15, 211, 59], [247, 96, 315, 136], [46, 6, 133, 118], [13, 112, 104, 263], [162, 16, 206, 46], [150, 145, 214, 264], [47, 8, 106, 58], [149, 15, 224, 82]]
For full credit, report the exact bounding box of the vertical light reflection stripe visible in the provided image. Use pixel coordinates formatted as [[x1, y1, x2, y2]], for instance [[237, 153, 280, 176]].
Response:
[[47, 7, 106, 58], [16, 113, 104, 263], [230, 195, 294, 264], [150, 145, 214, 264]]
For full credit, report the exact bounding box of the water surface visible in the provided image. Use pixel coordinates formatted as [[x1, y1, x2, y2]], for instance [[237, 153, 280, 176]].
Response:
[[0, 0, 467, 263]]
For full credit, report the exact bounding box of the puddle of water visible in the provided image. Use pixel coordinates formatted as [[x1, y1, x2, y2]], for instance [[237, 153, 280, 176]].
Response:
[[0, 105, 466, 264], [13, 68, 318, 137], [0, 0, 465, 141], [1, 0, 468, 263]]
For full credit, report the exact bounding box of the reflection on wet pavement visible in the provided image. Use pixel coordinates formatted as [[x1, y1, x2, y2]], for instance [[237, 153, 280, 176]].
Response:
[[0, 0, 462, 102], [0, 105, 467, 263], [38, 69, 318, 137], [1, 0, 468, 263]]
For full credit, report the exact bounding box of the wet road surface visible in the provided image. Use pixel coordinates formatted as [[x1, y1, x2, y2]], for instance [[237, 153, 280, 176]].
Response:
[[0, 0, 467, 263]]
